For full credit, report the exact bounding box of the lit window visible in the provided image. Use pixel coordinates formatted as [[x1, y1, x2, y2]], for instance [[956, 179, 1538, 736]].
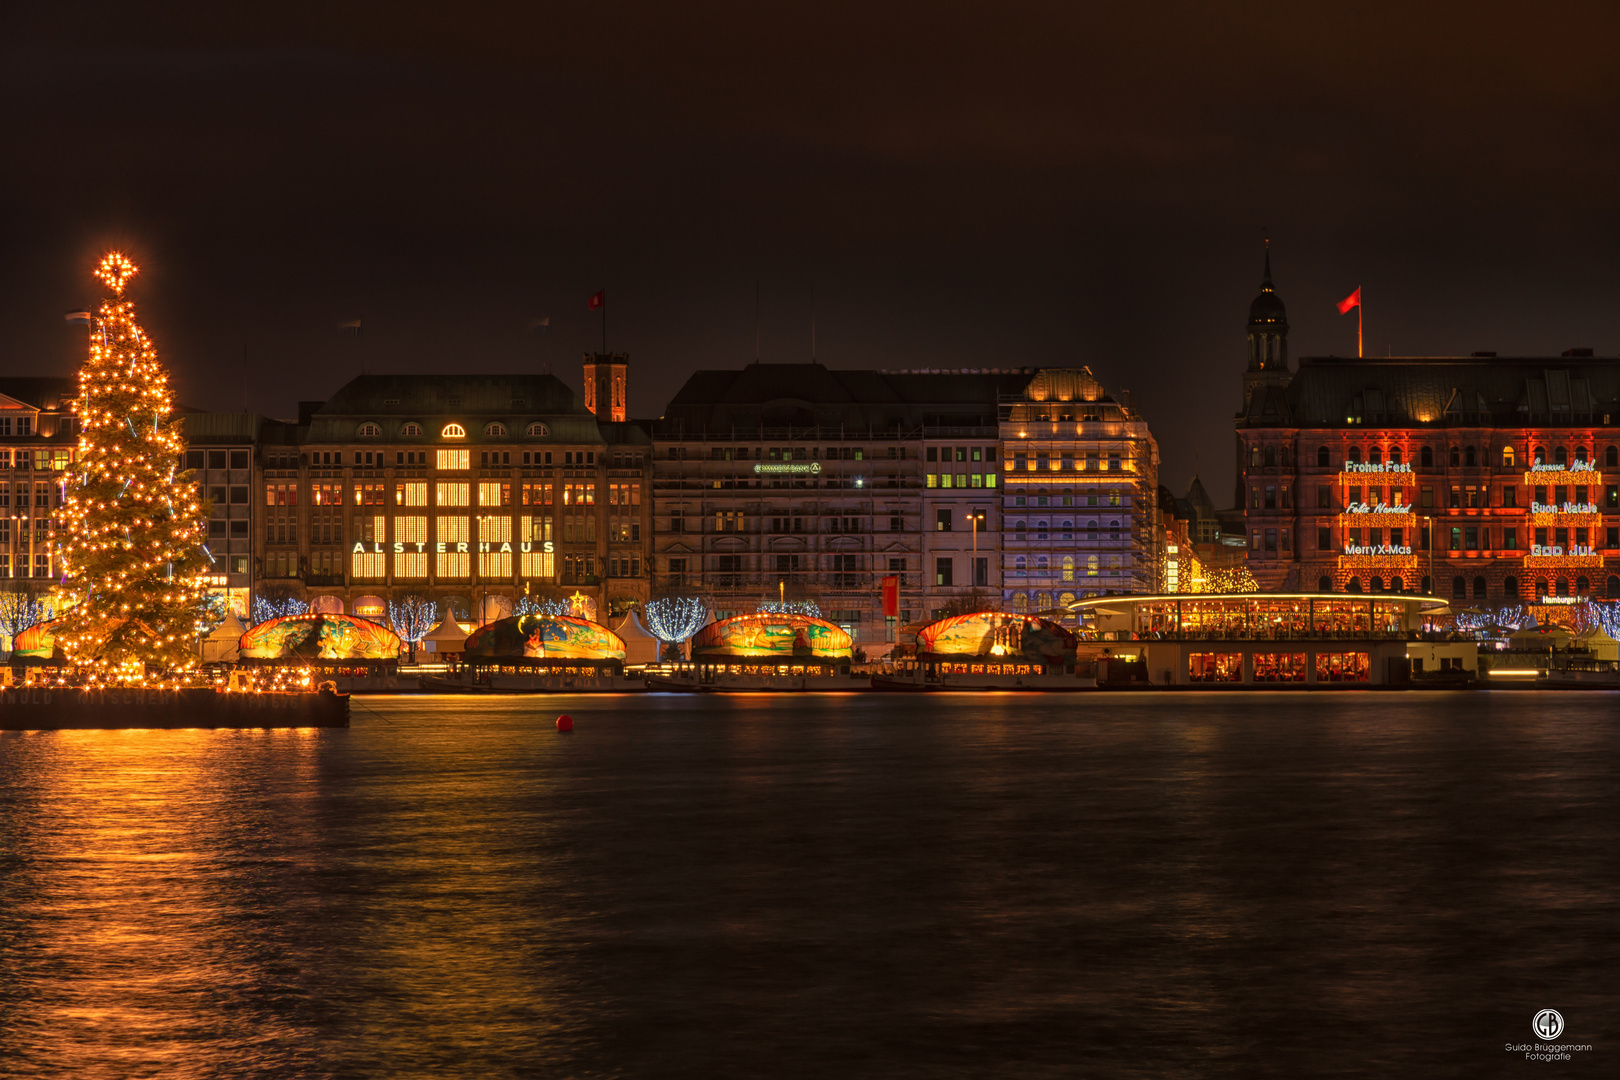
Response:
[[442, 423, 466, 438], [436, 449, 470, 470], [351, 551, 386, 578]]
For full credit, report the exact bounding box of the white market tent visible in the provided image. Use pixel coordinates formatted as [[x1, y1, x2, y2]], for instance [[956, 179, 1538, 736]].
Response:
[[421, 614, 469, 654], [613, 610, 663, 666], [200, 610, 248, 664]]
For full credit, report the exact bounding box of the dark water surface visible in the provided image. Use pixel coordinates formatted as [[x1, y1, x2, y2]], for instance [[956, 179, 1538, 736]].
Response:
[[1, 692, 1615, 1078]]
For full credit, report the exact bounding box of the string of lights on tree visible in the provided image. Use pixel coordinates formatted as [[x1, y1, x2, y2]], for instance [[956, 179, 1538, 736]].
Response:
[[0, 589, 53, 645], [642, 596, 709, 642], [387, 596, 439, 642], [1452, 601, 1620, 638], [514, 596, 573, 618], [54, 253, 212, 681], [251, 594, 310, 627], [756, 599, 822, 617]]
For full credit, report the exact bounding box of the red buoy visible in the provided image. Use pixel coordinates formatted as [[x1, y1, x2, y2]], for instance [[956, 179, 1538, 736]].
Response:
[[556, 714, 574, 732]]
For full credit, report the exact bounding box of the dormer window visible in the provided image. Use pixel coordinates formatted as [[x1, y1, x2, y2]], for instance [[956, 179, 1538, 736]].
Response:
[[400, 422, 423, 437], [484, 422, 508, 437], [357, 422, 381, 437], [442, 423, 466, 438], [527, 422, 550, 437]]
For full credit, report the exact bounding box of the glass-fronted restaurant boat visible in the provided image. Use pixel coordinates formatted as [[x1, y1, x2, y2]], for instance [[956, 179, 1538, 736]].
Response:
[[1069, 592, 1459, 688], [644, 613, 856, 691]]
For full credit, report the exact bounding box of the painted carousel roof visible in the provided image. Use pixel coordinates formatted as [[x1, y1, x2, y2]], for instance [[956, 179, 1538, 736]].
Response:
[[915, 612, 1077, 662], [11, 620, 60, 661], [690, 612, 852, 658], [239, 614, 401, 660], [462, 614, 625, 661]]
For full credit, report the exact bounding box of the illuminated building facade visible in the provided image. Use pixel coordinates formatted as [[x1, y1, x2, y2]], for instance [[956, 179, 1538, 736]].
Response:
[[651, 364, 1030, 652], [175, 411, 261, 617], [0, 378, 76, 599], [1236, 261, 1620, 600], [999, 368, 1160, 612], [253, 370, 652, 624]]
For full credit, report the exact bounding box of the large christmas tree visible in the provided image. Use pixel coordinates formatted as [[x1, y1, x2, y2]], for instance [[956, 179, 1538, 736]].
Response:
[[56, 253, 211, 678]]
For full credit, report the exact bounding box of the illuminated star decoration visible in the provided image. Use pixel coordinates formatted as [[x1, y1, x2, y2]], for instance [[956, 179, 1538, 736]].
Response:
[[94, 252, 139, 296]]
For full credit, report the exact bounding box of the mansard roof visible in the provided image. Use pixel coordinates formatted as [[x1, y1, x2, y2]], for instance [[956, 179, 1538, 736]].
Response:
[[0, 377, 75, 411], [1246, 356, 1620, 428], [658, 362, 1034, 435], [318, 373, 584, 416], [302, 373, 614, 444]]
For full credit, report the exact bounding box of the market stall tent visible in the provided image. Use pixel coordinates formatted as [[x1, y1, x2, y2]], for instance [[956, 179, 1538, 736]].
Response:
[[614, 610, 662, 666], [201, 611, 247, 664], [421, 614, 469, 655]]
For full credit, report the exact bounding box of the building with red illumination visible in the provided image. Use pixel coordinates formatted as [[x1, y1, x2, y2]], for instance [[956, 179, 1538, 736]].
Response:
[[1235, 257, 1620, 603]]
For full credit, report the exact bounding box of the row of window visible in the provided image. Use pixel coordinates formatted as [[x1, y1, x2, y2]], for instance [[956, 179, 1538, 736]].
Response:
[[1250, 482, 1620, 511], [1189, 652, 1368, 683], [270, 481, 636, 508], [0, 483, 58, 509], [1007, 554, 1127, 578], [1010, 492, 1132, 508], [354, 421, 551, 439], [925, 473, 998, 489], [1308, 524, 1620, 552], [1319, 574, 1620, 601], [0, 517, 54, 544], [1252, 444, 1620, 469], [1251, 523, 1620, 554], [1009, 452, 1128, 472], [0, 449, 72, 471], [0, 553, 53, 577], [1011, 519, 1124, 541]]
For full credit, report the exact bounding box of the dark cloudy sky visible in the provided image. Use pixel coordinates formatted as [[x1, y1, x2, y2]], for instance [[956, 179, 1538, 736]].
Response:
[[6, 1, 1620, 501]]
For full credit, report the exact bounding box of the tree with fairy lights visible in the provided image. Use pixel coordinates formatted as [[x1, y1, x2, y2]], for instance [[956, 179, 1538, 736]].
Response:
[[55, 253, 212, 679], [388, 595, 439, 661], [643, 596, 709, 659]]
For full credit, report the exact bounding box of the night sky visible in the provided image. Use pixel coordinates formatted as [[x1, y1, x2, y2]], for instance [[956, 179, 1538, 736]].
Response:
[[6, 2, 1620, 503]]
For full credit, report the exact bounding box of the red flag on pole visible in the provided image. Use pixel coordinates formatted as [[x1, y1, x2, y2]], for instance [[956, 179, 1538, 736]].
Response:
[[1338, 286, 1364, 357], [881, 575, 899, 617], [588, 290, 604, 311]]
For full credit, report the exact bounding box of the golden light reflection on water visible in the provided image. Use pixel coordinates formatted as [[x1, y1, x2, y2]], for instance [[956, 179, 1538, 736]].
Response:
[[2, 729, 327, 1077], [2, 695, 1616, 1078]]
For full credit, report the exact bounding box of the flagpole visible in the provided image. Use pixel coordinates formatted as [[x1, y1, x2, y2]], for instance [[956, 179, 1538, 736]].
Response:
[[1358, 294, 1364, 358], [601, 294, 607, 356]]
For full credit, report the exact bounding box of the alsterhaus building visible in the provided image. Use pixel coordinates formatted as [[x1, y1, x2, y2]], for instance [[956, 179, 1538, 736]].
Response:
[[252, 359, 652, 623]]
